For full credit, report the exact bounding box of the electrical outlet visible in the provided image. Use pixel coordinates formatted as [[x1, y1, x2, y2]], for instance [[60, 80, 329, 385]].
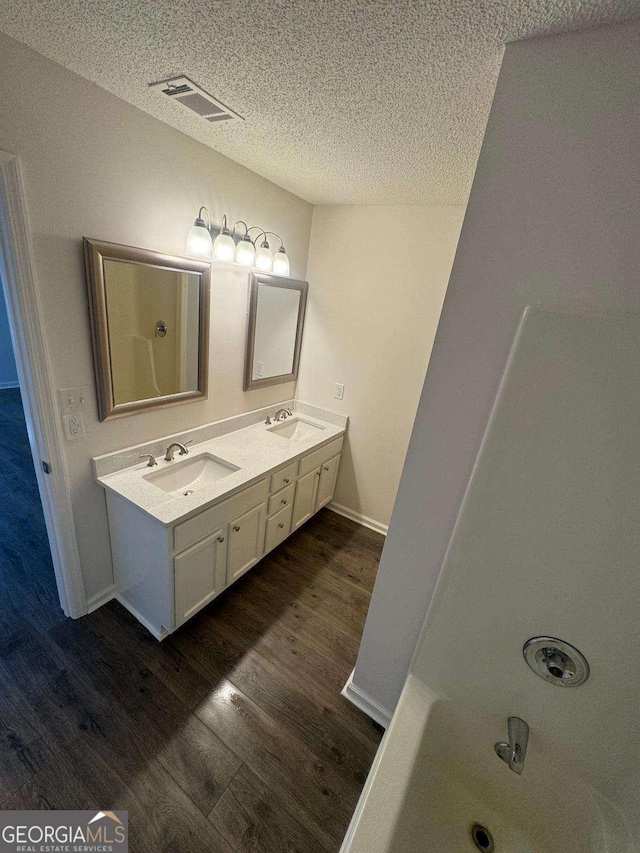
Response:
[[58, 386, 90, 415], [63, 413, 85, 440], [255, 361, 264, 379], [334, 383, 345, 401]]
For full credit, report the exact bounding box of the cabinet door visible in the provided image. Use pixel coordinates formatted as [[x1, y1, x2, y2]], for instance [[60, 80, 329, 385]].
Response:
[[292, 468, 320, 530], [174, 530, 227, 627], [315, 454, 340, 511], [227, 503, 266, 584]]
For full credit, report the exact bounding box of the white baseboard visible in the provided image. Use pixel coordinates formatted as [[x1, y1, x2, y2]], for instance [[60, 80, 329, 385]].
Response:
[[113, 592, 168, 641], [341, 668, 392, 728], [0, 380, 19, 390], [86, 584, 115, 614], [328, 502, 388, 536]]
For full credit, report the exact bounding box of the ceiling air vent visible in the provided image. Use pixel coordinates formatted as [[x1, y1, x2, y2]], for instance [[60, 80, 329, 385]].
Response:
[[149, 75, 243, 124]]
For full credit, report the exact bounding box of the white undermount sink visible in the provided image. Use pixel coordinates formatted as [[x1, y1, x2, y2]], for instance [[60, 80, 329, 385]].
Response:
[[268, 417, 325, 441], [144, 453, 239, 495]]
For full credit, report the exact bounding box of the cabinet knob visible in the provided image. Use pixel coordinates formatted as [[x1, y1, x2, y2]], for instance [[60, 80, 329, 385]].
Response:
[[316, 471, 321, 476], [281, 499, 287, 505], [217, 536, 225, 543], [284, 478, 290, 484], [278, 523, 284, 529], [233, 525, 240, 532], [324, 466, 330, 471]]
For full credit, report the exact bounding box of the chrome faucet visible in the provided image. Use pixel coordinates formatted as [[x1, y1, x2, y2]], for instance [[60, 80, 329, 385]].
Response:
[[495, 717, 529, 775], [164, 441, 192, 461], [274, 408, 293, 422]]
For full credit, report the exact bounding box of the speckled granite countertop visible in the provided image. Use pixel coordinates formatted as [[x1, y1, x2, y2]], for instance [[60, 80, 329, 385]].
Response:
[[95, 408, 346, 527]]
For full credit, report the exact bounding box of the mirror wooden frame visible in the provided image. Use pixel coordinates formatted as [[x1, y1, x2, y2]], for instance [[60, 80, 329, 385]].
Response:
[[83, 238, 210, 421], [244, 271, 308, 391]]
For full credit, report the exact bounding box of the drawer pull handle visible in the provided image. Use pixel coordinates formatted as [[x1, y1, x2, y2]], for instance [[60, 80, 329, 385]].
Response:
[[278, 523, 285, 529], [281, 499, 287, 505], [324, 466, 330, 471], [284, 478, 290, 484], [217, 536, 225, 543], [316, 471, 321, 476], [233, 525, 240, 532]]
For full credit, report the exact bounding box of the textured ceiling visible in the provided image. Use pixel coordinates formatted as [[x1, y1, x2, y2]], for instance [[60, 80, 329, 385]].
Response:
[[1, 1, 639, 204]]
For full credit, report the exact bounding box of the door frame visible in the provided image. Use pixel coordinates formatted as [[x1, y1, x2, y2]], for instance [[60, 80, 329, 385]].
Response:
[[0, 150, 86, 618]]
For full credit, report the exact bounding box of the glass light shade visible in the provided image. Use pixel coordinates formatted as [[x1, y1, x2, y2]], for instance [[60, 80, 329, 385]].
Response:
[[213, 231, 236, 262], [186, 222, 213, 257], [255, 244, 273, 271], [235, 237, 256, 267], [272, 248, 290, 276]]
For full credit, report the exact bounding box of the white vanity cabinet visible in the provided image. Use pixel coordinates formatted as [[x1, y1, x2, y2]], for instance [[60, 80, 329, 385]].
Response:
[[105, 434, 343, 639], [175, 500, 267, 627], [174, 530, 227, 627], [292, 449, 341, 530], [316, 453, 341, 510], [227, 502, 267, 583], [292, 468, 319, 530]]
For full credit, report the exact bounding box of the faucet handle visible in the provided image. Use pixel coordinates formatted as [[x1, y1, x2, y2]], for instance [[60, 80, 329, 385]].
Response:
[[495, 716, 529, 775], [139, 454, 157, 468], [265, 415, 272, 425]]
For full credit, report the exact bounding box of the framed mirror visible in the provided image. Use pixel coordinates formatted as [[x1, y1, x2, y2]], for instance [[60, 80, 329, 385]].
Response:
[[84, 238, 210, 421], [244, 272, 308, 391]]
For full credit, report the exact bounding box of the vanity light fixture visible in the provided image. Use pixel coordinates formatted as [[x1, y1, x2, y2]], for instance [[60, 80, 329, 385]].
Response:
[[212, 214, 236, 262], [186, 206, 213, 258], [192, 212, 291, 275], [233, 221, 256, 267]]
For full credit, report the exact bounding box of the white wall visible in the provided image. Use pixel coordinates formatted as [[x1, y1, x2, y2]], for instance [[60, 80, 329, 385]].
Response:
[[298, 205, 464, 529], [352, 18, 640, 717], [0, 287, 18, 388], [0, 32, 313, 600]]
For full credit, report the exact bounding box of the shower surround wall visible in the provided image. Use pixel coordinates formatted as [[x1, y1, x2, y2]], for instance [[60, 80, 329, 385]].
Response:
[[351, 18, 640, 720]]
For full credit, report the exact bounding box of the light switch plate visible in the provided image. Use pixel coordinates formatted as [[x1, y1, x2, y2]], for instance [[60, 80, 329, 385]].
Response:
[[334, 383, 345, 401], [58, 386, 90, 415]]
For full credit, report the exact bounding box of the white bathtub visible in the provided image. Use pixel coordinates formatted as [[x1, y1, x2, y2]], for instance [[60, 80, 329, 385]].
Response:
[[343, 312, 640, 853], [341, 675, 633, 853]]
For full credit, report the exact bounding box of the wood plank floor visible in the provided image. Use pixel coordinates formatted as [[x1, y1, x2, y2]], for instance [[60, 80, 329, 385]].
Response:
[[0, 390, 385, 853]]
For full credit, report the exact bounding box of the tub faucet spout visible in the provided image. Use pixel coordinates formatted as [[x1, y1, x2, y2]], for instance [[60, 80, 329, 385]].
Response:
[[495, 716, 529, 775]]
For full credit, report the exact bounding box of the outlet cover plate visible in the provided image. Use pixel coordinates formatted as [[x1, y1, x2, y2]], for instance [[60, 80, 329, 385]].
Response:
[[63, 412, 85, 440]]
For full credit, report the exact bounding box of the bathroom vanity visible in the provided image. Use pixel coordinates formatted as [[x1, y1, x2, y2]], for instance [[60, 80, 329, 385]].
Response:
[[94, 403, 346, 639]]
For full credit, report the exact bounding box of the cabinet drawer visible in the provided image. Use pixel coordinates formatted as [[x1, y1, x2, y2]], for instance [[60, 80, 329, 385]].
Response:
[[267, 482, 295, 516], [269, 462, 298, 494], [297, 437, 344, 478], [174, 478, 268, 552], [264, 503, 293, 554]]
